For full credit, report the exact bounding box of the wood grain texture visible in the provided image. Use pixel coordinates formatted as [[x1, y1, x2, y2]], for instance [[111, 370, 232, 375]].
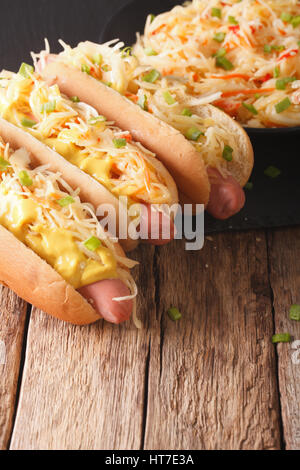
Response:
[[268, 227, 300, 450], [0, 287, 27, 449], [10, 232, 282, 450], [10, 245, 154, 450], [144, 233, 281, 450]]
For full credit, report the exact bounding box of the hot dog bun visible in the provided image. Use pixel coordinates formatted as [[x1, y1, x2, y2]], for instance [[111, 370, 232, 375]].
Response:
[[0, 224, 101, 325], [0, 117, 173, 252], [189, 104, 254, 187], [40, 60, 211, 206]]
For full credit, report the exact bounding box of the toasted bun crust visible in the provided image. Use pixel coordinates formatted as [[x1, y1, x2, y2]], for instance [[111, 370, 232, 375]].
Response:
[[0, 117, 138, 252], [0, 225, 100, 325], [191, 104, 254, 187], [41, 61, 211, 205]]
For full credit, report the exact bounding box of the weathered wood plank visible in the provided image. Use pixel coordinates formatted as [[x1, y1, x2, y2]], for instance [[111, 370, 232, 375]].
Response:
[[267, 227, 300, 450], [144, 232, 281, 450], [0, 287, 27, 449], [9, 245, 154, 450]]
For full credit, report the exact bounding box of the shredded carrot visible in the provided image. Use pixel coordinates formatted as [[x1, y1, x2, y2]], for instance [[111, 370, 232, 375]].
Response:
[[121, 133, 132, 143], [125, 92, 138, 103], [210, 73, 250, 80], [222, 87, 275, 97], [50, 193, 63, 200], [151, 24, 166, 35]]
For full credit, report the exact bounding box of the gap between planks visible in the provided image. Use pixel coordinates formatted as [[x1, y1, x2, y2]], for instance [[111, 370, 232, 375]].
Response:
[[9, 231, 281, 449]]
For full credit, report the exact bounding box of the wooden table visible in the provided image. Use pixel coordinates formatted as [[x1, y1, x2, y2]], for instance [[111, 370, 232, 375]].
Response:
[[0, 226, 299, 450]]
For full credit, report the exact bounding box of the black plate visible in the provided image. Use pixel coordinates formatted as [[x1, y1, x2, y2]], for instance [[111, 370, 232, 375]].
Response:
[[101, 0, 300, 233]]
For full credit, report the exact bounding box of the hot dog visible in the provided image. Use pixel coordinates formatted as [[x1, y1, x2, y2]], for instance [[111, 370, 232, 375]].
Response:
[[34, 40, 253, 219], [0, 67, 178, 251], [0, 136, 138, 325]]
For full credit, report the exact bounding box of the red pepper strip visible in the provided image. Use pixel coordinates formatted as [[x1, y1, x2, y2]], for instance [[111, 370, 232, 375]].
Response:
[[222, 88, 275, 97], [213, 98, 241, 116], [256, 73, 272, 83], [277, 49, 298, 61], [228, 25, 240, 34]]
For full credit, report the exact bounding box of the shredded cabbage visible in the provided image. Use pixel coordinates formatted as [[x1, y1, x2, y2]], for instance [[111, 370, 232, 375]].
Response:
[[33, 39, 240, 176], [133, 0, 300, 128], [0, 138, 139, 324], [0, 70, 173, 207]]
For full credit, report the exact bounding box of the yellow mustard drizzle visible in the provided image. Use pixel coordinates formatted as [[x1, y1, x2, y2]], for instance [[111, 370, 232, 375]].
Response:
[[2, 107, 141, 204], [0, 186, 117, 289]]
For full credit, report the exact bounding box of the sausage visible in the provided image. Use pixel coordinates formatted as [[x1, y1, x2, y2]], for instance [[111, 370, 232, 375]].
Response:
[[206, 167, 245, 220], [139, 204, 176, 245], [78, 279, 133, 324]]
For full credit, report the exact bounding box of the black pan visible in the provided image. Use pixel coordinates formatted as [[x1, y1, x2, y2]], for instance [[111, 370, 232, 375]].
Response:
[[101, 0, 300, 233]]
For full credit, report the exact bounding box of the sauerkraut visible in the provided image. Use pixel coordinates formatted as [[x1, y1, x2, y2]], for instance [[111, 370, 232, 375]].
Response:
[[33, 39, 239, 177], [133, 0, 300, 128]]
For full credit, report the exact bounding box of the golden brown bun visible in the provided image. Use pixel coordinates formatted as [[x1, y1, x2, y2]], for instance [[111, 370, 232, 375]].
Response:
[[0, 225, 100, 325], [191, 104, 254, 187], [0, 117, 138, 251], [41, 61, 211, 205]]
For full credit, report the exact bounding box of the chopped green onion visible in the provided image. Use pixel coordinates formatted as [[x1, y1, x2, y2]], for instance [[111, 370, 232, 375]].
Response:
[[0, 157, 10, 170], [264, 165, 281, 178], [276, 77, 297, 90], [163, 90, 176, 105], [18, 62, 34, 78], [41, 100, 56, 114], [167, 307, 182, 322], [21, 117, 37, 128], [244, 182, 253, 190], [211, 7, 222, 19], [264, 44, 272, 53], [88, 115, 106, 125], [264, 44, 285, 54], [275, 97, 291, 113], [291, 15, 300, 28], [71, 96, 80, 103], [274, 66, 280, 78], [213, 32, 226, 43], [142, 69, 160, 83], [272, 45, 285, 52], [93, 53, 103, 65], [81, 64, 91, 74], [102, 81, 112, 87], [290, 304, 300, 321], [113, 138, 127, 148], [272, 333, 291, 343], [57, 196, 75, 207], [84, 236, 102, 252], [242, 102, 258, 115], [281, 12, 292, 23], [18, 170, 32, 187], [150, 13, 155, 23], [222, 145, 233, 162], [137, 94, 148, 111], [216, 56, 234, 70], [181, 107, 193, 117], [101, 64, 110, 72], [144, 47, 158, 56], [121, 47, 132, 58], [213, 47, 227, 58], [228, 16, 238, 25], [185, 126, 203, 141]]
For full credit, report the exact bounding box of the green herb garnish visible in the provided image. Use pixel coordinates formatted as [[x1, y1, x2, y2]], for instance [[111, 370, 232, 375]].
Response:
[[272, 333, 291, 343], [167, 307, 182, 321]]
